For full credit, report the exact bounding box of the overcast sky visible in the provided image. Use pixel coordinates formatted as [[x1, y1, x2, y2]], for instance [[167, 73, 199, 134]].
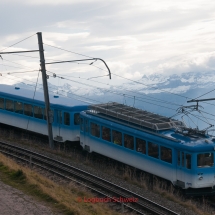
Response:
[[0, 0, 215, 88]]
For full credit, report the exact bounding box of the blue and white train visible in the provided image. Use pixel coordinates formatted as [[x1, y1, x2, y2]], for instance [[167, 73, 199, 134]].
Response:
[[1, 84, 215, 195], [79, 103, 215, 195], [0, 84, 88, 142]]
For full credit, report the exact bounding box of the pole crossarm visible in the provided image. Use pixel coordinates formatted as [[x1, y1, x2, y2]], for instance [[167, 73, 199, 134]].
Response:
[[0, 50, 39, 54], [187, 98, 215, 103], [46, 58, 111, 79]]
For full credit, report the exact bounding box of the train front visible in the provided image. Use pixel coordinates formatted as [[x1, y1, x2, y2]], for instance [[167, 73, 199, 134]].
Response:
[[175, 130, 215, 196]]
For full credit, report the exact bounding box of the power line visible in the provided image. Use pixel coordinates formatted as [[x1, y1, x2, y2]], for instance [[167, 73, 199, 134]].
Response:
[[3, 40, 215, 111], [43, 43, 92, 58], [194, 88, 215, 100], [0, 33, 36, 52], [45, 71, 186, 111], [8, 70, 39, 74], [3, 74, 215, 126]]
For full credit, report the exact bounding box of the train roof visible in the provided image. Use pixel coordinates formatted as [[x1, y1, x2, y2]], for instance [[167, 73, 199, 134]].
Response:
[[0, 84, 88, 110], [89, 102, 185, 131], [83, 103, 215, 151]]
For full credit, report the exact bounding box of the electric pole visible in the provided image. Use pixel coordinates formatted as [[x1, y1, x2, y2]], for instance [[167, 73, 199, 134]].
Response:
[[37, 32, 54, 149]]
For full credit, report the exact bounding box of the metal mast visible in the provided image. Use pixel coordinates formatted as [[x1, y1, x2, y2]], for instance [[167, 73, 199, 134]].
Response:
[[37, 32, 54, 149]]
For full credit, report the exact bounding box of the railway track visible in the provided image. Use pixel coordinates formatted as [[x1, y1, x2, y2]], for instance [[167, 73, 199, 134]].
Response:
[[0, 141, 179, 215]]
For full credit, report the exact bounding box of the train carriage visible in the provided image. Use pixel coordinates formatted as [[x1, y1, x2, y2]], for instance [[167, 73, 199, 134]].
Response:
[[80, 102, 215, 195], [0, 84, 88, 142]]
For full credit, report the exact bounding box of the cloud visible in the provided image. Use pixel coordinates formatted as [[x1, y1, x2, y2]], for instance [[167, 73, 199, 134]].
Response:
[[1, 0, 215, 90]]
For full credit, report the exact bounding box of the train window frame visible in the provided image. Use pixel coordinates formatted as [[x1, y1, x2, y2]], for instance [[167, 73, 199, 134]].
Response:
[[6, 99, 14, 112], [64, 112, 70, 126], [102, 126, 111, 142], [124, 134, 134, 150], [15, 101, 23, 114], [24, 103, 33, 117], [90, 122, 100, 138], [186, 153, 192, 169], [197, 153, 214, 168], [74, 113, 80, 125], [0, 97, 4, 109], [34, 106, 43, 119], [136, 138, 146, 154], [160, 146, 172, 164], [112, 130, 122, 146], [148, 142, 159, 159]]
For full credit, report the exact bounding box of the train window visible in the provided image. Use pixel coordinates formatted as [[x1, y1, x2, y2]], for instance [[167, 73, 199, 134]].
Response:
[[136, 138, 146, 154], [80, 118, 84, 131], [124, 134, 134, 150], [161, 146, 172, 164], [186, 154, 191, 169], [102, 126, 111, 142], [64, 112, 70, 126], [148, 142, 159, 159], [112, 130, 122, 146], [197, 153, 214, 168], [0, 97, 4, 109], [177, 151, 180, 166], [34, 106, 43, 119], [6, 99, 14, 112], [74, 113, 80, 125], [15, 101, 23, 114], [85, 119, 88, 132], [90, 122, 100, 138], [24, 104, 33, 116], [182, 152, 184, 167]]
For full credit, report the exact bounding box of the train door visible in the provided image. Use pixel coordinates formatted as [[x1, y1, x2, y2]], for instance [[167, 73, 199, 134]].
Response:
[[55, 110, 63, 141], [176, 151, 185, 187], [80, 117, 89, 150], [84, 119, 89, 147]]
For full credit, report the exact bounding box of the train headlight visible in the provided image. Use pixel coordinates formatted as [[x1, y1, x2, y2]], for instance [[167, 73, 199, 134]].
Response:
[[198, 176, 203, 180]]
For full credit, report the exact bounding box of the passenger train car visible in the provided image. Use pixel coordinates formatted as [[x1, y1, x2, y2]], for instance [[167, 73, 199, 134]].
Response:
[[80, 102, 215, 195], [0, 84, 88, 142]]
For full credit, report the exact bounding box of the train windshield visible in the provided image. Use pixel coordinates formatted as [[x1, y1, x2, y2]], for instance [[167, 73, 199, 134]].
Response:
[[197, 153, 214, 168]]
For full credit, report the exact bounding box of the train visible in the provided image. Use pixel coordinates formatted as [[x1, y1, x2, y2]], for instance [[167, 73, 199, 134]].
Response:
[[1, 84, 215, 195], [0, 84, 88, 142]]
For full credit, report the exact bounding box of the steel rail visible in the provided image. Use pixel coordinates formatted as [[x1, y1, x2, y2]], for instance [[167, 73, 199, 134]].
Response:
[[0, 141, 179, 215]]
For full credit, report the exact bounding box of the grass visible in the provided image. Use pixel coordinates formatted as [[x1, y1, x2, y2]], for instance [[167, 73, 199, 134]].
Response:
[[0, 153, 120, 215]]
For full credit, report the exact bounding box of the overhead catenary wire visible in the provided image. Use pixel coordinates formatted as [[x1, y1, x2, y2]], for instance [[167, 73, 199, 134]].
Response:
[[26, 69, 40, 132], [2, 74, 184, 126], [0, 33, 36, 52], [43, 43, 92, 59], [3, 48, 215, 109], [2, 41, 215, 128], [45, 71, 178, 111], [3, 72, 215, 127], [59, 72, 183, 107], [194, 88, 215, 100], [2, 60, 215, 125]]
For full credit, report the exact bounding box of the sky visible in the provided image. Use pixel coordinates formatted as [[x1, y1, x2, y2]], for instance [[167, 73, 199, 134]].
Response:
[[0, 0, 215, 88]]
